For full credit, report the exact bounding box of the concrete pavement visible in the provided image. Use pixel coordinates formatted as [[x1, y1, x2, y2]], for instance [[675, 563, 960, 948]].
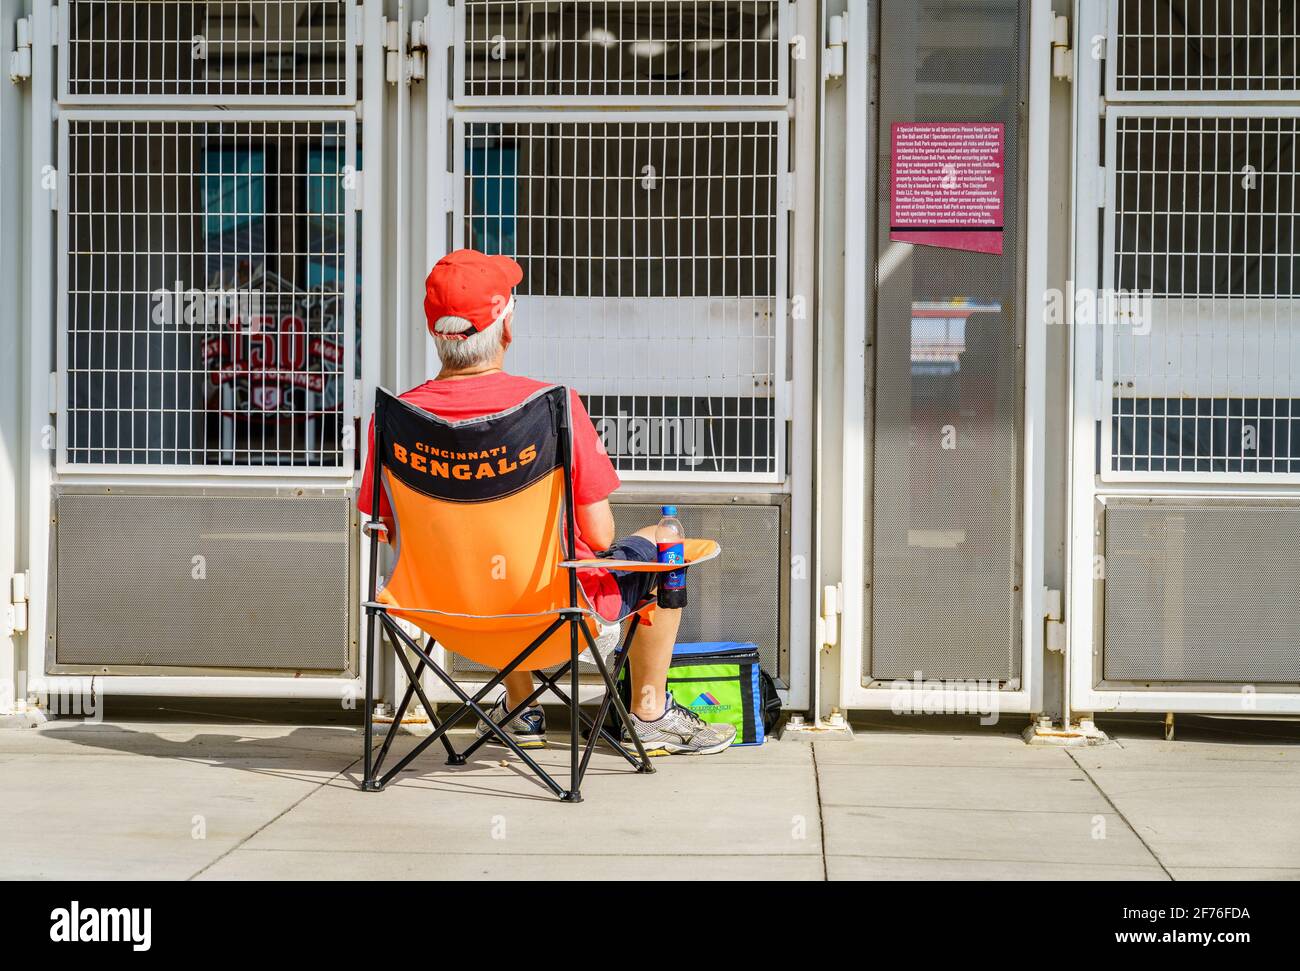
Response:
[[3, 704, 1298, 880]]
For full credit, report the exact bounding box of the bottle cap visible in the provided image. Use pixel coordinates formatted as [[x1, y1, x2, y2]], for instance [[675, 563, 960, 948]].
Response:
[[661, 505, 677, 516]]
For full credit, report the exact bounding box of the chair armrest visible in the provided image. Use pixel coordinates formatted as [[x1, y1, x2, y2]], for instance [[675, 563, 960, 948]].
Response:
[[560, 538, 721, 572]]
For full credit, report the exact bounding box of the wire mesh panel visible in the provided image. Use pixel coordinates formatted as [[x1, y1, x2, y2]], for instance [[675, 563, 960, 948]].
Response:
[[457, 112, 786, 480], [58, 111, 357, 472], [456, 0, 787, 104], [1104, 108, 1300, 479], [1108, 0, 1299, 100], [866, 0, 1026, 683], [60, 1, 356, 103]]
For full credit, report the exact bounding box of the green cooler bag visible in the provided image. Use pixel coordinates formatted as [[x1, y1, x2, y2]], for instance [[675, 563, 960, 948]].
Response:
[[617, 642, 780, 746]]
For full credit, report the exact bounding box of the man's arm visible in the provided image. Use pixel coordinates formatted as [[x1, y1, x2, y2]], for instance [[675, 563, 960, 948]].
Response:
[[577, 498, 615, 552]]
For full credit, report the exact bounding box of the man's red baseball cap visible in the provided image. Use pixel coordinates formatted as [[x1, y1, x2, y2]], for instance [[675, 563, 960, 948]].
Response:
[[423, 249, 524, 336]]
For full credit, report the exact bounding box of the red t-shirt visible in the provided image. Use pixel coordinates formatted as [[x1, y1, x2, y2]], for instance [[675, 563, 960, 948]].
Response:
[[358, 372, 624, 619]]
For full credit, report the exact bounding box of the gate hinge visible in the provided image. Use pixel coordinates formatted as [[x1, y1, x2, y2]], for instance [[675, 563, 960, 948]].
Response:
[[1044, 588, 1064, 653], [1096, 165, 1108, 209], [351, 170, 364, 209], [1051, 15, 1073, 82], [6, 572, 30, 637], [9, 17, 32, 83], [354, 6, 365, 46], [823, 13, 845, 81], [407, 18, 427, 83], [383, 18, 401, 84]]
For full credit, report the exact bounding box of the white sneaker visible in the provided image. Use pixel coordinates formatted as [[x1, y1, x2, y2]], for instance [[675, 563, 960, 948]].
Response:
[[474, 696, 547, 750], [623, 697, 737, 756]]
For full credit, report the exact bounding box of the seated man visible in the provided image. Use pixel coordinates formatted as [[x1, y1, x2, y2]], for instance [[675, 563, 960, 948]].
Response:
[[359, 249, 734, 757]]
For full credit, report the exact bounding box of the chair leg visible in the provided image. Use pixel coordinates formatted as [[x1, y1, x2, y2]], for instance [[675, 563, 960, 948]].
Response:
[[532, 667, 643, 770], [579, 618, 655, 774], [565, 618, 582, 803], [381, 636, 458, 764], [379, 618, 570, 799], [362, 607, 381, 791]]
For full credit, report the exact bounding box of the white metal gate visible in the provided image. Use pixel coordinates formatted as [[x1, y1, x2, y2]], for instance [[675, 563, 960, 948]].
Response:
[[32, 0, 378, 694], [1069, 0, 1300, 714], [837, 0, 1052, 714], [417, 0, 806, 699]]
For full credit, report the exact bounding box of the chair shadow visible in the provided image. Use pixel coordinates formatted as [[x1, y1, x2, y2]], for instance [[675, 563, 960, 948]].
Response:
[[40, 720, 635, 802], [38, 722, 364, 786], [349, 722, 637, 802]]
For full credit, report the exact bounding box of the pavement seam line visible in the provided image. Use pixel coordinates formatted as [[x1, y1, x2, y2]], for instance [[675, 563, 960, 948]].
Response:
[[186, 754, 363, 881], [1066, 747, 1174, 881], [810, 742, 828, 881]]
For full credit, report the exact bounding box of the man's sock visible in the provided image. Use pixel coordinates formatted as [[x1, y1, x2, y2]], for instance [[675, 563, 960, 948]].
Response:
[[633, 692, 673, 723]]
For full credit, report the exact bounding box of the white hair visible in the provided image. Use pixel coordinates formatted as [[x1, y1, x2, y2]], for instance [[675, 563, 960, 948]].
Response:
[[431, 307, 509, 370]]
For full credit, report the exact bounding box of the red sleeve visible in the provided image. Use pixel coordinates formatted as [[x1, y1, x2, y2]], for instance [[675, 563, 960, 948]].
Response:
[[569, 390, 620, 505], [357, 415, 391, 519]]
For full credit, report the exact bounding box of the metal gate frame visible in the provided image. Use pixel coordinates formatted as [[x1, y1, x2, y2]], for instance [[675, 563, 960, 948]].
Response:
[[451, 0, 793, 108], [54, 107, 359, 478], [837, 0, 1051, 714], [23, 0, 388, 702], [57, 0, 360, 106], [1068, 0, 1300, 715], [414, 0, 813, 710], [449, 108, 791, 486], [1099, 103, 1300, 487], [1103, 0, 1300, 104]]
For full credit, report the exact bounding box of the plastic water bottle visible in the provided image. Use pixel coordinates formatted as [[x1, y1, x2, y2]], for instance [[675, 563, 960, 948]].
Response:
[[656, 505, 688, 608]]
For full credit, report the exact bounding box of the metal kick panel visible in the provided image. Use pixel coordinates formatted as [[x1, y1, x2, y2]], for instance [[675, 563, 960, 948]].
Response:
[[53, 492, 353, 672], [1103, 501, 1300, 684]]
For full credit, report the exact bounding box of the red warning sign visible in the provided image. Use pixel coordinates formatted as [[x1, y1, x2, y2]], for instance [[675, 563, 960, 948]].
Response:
[[890, 123, 1005, 255]]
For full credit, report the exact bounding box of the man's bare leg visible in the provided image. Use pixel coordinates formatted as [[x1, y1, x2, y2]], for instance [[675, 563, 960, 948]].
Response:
[[501, 524, 679, 719], [625, 525, 683, 720], [502, 670, 536, 711]]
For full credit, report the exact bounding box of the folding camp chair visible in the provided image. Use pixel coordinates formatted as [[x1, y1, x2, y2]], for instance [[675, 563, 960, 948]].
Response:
[[359, 385, 720, 802]]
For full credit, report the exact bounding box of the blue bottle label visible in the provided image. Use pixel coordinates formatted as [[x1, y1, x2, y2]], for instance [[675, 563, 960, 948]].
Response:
[[657, 541, 686, 590]]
